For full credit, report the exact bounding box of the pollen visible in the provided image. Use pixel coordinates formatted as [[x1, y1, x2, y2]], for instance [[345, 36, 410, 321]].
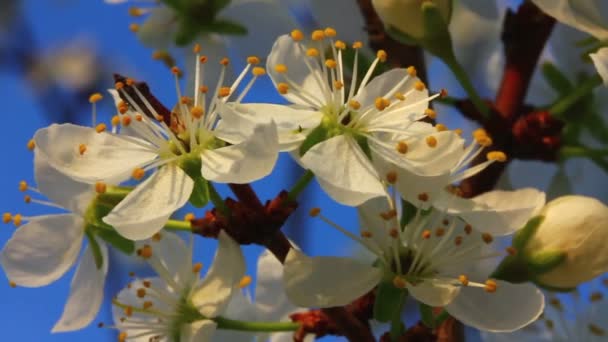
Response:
[[348, 100, 361, 110], [277, 83, 289, 94], [440, 88, 449, 98], [506, 246, 517, 256], [180, 96, 192, 105], [335, 40, 346, 50], [252, 67, 266, 76], [136, 288, 146, 298], [171, 66, 181, 75], [311, 30, 325, 41], [426, 136, 437, 148], [482, 233, 494, 244], [454, 128, 463, 136], [475, 134, 493, 147], [78, 144, 87, 155], [375, 97, 390, 111], [406, 66, 417, 77], [275, 64, 288, 73], [88, 93, 103, 103], [128, 7, 143, 17], [142, 280, 151, 288], [115, 81, 125, 90], [2, 213, 11, 224], [184, 213, 195, 222], [218, 87, 231, 98], [352, 41, 363, 49], [376, 50, 387, 62], [380, 210, 397, 220], [435, 124, 448, 132], [199, 56, 208, 64], [414, 81, 426, 91], [325, 59, 337, 68], [139, 245, 153, 259], [13, 214, 22, 227], [396, 141, 408, 154], [324, 27, 337, 37], [9, 281, 16, 288], [192, 262, 203, 273], [95, 123, 107, 133], [309, 207, 321, 217], [247, 56, 260, 65], [458, 275, 469, 286], [435, 227, 445, 237], [95, 182, 107, 194], [193, 43, 201, 54], [111, 115, 120, 126], [121, 116, 132, 126], [454, 236, 463, 246], [143, 301, 154, 310], [239, 275, 253, 288], [27, 139, 36, 151], [199, 85, 209, 93], [18, 180, 28, 192], [118, 104, 128, 114], [24, 195, 31, 204], [190, 106, 205, 119], [152, 233, 162, 241], [394, 92, 405, 101], [126, 78, 135, 86], [589, 324, 606, 336], [389, 228, 399, 238], [393, 276, 407, 289], [128, 23, 139, 32], [464, 224, 472, 235], [132, 168, 145, 181], [333, 80, 343, 90], [386, 171, 397, 184], [590, 292, 603, 302], [306, 48, 319, 57], [487, 151, 507, 162], [290, 29, 304, 41], [118, 331, 128, 342], [484, 279, 498, 293], [360, 230, 373, 238], [424, 108, 437, 119], [421, 230, 432, 239], [417, 193, 429, 202]]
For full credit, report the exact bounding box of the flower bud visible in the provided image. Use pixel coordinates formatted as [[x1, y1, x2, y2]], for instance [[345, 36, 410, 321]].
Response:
[[371, 0, 452, 40], [525, 196, 608, 289]]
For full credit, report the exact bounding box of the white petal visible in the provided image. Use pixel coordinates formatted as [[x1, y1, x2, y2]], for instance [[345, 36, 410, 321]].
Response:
[[255, 250, 297, 320], [267, 35, 327, 107], [301, 135, 386, 206], [181, 320, 217, 342], [407, 281, 461, 307], [34, 152, 95, 215], [112, 277, 173, 330], [201, 121, 278, 183], [590, 47, 608, 85], [532, 0, 608, 40], [192, 231, 245, 317], [445, 281, 544, 332], [137, 231, 193, 286], [33, 123, 158, 184], [52, 240, 108, 332], [1, 214, 83, 287], [283, 249, 382, 308], [104, 165, 194, 240], [357, 197, 393, 249], [186, 35, 231, 92]]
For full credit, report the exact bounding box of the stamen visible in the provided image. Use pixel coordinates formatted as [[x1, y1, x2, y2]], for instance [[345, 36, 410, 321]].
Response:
[[218, 87, 231, 98], [311, 30, 325, 41], [192, 262, 203, 273], [309, 207, 321, 217], [129, 23, 139, 32], [95, 123, 107, 133], [376, 50, 387, 62], [458, 275, 469, 286], [252, 67, 266, 76], [27, 139, 35, 151], [424, 108, 437, 119], [9, 281, 16, 288], [193, 44, 201, 54], [422, 230, 432, 239], [406, 66, 417, 76], [417, 193, 429, 202], [290, 29, 304, 41], [386, 171, 397, 184], [190, 106, 204, 119], [220, 58, 230, 66], [349, 100, 361, 110], [184, 213, 195, 222], [136, 288, 146, 298], [333, 80, 344, 90], [13, 214, 22, 227], [487, 151, 507, 162], [152, 233, 162, 241], [95, 182, 107, 194], [239, 275, 252, 288], [137, 245, 153, 259], [481, 233, 493, 244], [484, 279, 497, 293], [396, 141, 408, 154], [89, 93, 103, 103], [464, 224, 472, 235], [393, 276, 407, 289], [132, 168, 145, 181], [119, 331, 128, 342], [122, 116, 132, 127], [325, 59, 337, 69], [277, 83, 289, 94], [78, 144, 87, 155], [361, 230, 373, 238], [352, 41, 363, 49], [375, 97, 390, 111], [128, 7, 144, 17], [3, 213, 12, 223], [334, 40, 346, 50], [414, 81, 426, 91], [505, 246, 517, 256], [324, 27, 337, 37], [143, 301, 154, 309], [435, 124, 448, 132], [426, 136, 437, 148], [111, 115, 120, 127], [394, 92, 405, 101], [306, 48, 319, 57]]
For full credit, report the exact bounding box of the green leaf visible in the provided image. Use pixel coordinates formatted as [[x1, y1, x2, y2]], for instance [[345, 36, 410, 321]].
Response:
[[299, 123, 332, 156], [85, 230, 104, 269], [420, 1, 453, 60], [175, 20, 202, 46], [353, 133, 372, 159], [207, 20, 247, 35], [512, 216, 544, 250], [541, 62, 573, 95], [97, 229, 135, 255], [373, 279, 408, 323], [526, 249, 567, 275], [419, 303, 436, 328]]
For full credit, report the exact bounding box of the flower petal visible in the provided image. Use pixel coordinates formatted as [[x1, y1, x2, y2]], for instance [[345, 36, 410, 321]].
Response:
[[201, 121, 279, 183], [103, 165, 194, 240], [255, 250, 297, 320], [33, 123, 157, 184], [181, 320, 217, 342], [532, 0, 608, 40], [283, 249, 382, 308], [52, 239, 108, 332], [357, 197, 393, 249], [407, 281, 461, 307], [590, 47, 608, 85], [137, 231, 193, 287], [445, 281, 544, 332], [192, 231, 245, 317], [1, 214, 83, 287], [301, 135, 386, 206]]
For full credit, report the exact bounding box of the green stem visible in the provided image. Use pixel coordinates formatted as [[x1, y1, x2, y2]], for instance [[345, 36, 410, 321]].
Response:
[[208, 182, 229, 216], [549, 74, 602, 117], [214, 316, 300, 332], [442, 53, 491, 118], [389, 290, 407, 341], [287, 170, 314, 202], [164, 219, 192, 232]]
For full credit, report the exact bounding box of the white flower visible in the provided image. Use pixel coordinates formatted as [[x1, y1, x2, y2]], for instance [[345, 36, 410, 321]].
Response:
[[283, 189, 546, 332], [227, 30, 463, 206], [1, 153, 108, 332], [111, 231, 245, 342], [33, 56, 279, 241], [524, 195, 608, 289], [372, 0, 452, 40]]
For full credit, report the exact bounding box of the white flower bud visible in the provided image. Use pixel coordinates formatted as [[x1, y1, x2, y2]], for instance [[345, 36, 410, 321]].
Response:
[[371, 0, 452, 40], [525, 195, 608, 288]]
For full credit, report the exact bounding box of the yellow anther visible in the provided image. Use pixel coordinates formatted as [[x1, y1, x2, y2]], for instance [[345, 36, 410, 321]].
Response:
[[27, 139, 36, 151], [361, 230, 373, 238], [306, 48, 319, 57], [464, 224, 472, 235], [386, 171, 397, 184], [9, 281, 16, 288], [311, 30, 325, 41], [277, 83, 289, 94], [19, 181, 28, 192], [484, 279, 498, 293], [171, 66, 181, 75], [442, 219, 449, 226], [89, 93, 103, 103], [506, 246, 517, 256], [393, 276, 407, 289], [454, 236, 463, 246], [414, 81, 426, 91], [418, 193, 429, 202], [136, 288, 146, 298], [95, 123, 107, 133], [2, 213, 12, 224], [218, 87, 231, 98], [348, 100, 361, 110], [487, 151, 507, 162], [335, 40, 346, 50], [193, 43, 201, 54], [380, 210, 397, 220], [139, 245, 153, 259], [199, 56, 208, 64], [590, 292, 603, 302], [190, 106, 205, 119], [325, 59, 337, 69], [435, 228, 445, 237], [375, 97, 390, 111], [128, 23, 139, 32], [199, 85, 209, 93], [376, 50, 387, 62], [475, 134, 494, 146], [458, 275, 469, 286], [396, 141, 408, 154], [352, 41, 363, 49], [118, 104, 129, 114], [589, 324, 606, 336], [95, 182, 107, 194], [394, 92, 405, 101], [180, 96, 191, 105], [128, 7, 144, 17], [482, 233, 494, 244], [290, 29, 304, 41], [115, 81, 125, 90], [135, 114, 143, 121], [247, 56, 260, 65], [309, 207, 321, 217], [143, 301, 154, 309], [78, 144, 87, 155], [184, 213, 195, 222], [142, 280, 151, 288], [121, 115, 132, 127], [435, 124, 448, 132], [426, 136, 437, 148], [424, 108, 437, 119], [126, 78, 135, 86], [192, 262, 203, 273], [220, 57, 230, 66], [324, 27, 337, 37], [389, 228, 399, 238], [252, 67, 266, 76], [132, 168, 145, 181], [275, 64, 288, 73], [119, 331, 128, 342], [406, 66, 417, 77], [152, 233, 162, 242], [333, 80, 343, 90], [440, 88, 449, 98], [13, 214, 22, 227], [454, 128, 463, 136], [239, 275, 253, 288], [111, 115, 120, 126], [421, 230, 432, 239], [473, 128, 488, 138]]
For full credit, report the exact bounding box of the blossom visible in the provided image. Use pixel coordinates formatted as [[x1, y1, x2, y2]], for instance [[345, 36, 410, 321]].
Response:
[[226, 30, 463, 206], [372, 0, 452, 40], [1, 153, 108, 332], [33, 54, 279, 240], [283, 189, 546, 332], [110, 230, 245, 342]]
